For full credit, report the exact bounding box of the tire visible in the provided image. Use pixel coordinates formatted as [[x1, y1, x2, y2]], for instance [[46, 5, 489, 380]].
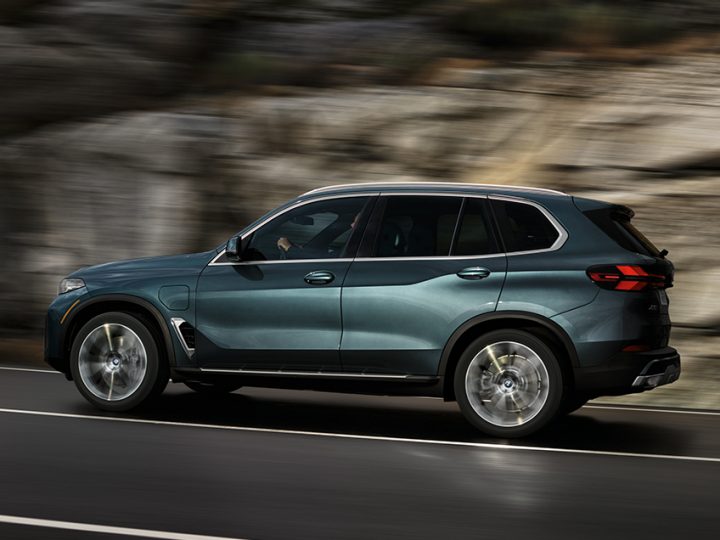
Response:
[[454, 329, 563, 438], [70, 312, 168, 412], [559, 393, 589, 415], [183, 381, 242, 395]]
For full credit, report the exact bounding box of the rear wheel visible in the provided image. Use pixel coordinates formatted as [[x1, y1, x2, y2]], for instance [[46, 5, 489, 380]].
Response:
[[70, 312, 168, 412], [560, 393, 590, 415], [454, 330, 563, 438], [184, 381, 243, 395]]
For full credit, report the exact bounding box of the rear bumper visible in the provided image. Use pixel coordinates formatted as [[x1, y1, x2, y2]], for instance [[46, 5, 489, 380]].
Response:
[[574, 347, 680, 397], [631, 355, 681, 389]]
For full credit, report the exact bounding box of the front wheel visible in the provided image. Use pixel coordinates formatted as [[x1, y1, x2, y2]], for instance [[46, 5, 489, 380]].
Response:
[[454, 330, 563, 438], [70, 312, 168, 412]]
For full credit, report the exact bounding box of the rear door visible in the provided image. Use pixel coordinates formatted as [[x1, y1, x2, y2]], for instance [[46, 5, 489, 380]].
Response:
[[340, 194, 507, 376]]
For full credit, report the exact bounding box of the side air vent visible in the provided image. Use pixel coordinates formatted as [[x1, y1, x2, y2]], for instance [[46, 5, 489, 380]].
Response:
[[170, 318, 195, 357], [179, 322, 195, 349]]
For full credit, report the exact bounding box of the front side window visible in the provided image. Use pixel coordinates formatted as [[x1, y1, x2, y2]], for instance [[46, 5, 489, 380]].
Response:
[[244, 196, 369, 261], [490, 199, 559, 253], [371, 196, 462, 258]]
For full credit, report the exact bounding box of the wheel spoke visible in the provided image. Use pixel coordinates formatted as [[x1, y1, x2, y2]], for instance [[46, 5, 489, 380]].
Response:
[[107, 371, 115, 400], [103, 324, 114, 351]]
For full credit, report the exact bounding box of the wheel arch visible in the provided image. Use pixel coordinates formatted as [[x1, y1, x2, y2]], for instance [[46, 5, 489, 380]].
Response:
[[439, 312, 578, 401], [60, 294, 176, 379]]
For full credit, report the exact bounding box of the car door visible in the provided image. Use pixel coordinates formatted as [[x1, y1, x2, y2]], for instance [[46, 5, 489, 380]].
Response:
[[340, 194, 507, 376], [196, 195, 374, 370]]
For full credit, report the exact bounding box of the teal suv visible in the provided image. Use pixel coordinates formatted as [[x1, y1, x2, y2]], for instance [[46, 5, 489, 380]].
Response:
[[46, 183, 680, 437]]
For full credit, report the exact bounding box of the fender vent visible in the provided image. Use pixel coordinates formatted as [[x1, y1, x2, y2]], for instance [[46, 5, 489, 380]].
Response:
[[170, 318, 195, 357], [178, 322, 195, 349]]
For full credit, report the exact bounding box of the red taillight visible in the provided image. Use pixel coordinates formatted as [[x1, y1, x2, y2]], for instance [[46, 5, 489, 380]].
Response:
[[622, 344, 651, 352], [587, 264, 668, 291]]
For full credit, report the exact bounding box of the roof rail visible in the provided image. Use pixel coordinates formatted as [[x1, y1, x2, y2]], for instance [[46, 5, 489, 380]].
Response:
[[304, 181, 566, 196]]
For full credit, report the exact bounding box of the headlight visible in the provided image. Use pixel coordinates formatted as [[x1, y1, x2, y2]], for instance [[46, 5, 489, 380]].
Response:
[[58, 278, 86, 295]]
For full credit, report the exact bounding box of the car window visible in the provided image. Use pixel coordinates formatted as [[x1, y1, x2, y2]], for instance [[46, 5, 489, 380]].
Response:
[[583, 206, 661, 257], [372, 196, 462, 258], [452, 198, 499, 256], [244, 196, 369, 261], [490, 199, 559, 253]]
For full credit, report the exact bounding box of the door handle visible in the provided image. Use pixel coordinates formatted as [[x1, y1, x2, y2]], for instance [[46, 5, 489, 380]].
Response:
[[457, 267, 491, 280], [304, 270, 335, 285]]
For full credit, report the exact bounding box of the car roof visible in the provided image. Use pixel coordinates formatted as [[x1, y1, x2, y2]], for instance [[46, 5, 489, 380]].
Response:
[[302, 182, 568, 200]]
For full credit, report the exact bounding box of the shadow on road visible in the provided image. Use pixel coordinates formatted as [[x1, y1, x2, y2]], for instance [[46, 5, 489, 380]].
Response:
[[96, 386, 699, 457]]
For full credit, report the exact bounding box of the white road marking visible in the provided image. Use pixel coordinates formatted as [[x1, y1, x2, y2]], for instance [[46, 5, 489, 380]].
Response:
[[0, 366, 59, 374], [0, 513, 249, 540], [586, 405, 720, 417], [1, 407, 719, 464]]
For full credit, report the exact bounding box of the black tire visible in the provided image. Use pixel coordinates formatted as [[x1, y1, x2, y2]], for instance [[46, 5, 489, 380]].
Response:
[[559, 393, 590, 415], [69, 311, 168, 412], [183, 381, 243, 395], [453, 329, 563, 438]]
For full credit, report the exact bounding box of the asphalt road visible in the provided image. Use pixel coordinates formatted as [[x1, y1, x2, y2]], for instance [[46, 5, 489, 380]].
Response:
[[0, 365, 718, 540]]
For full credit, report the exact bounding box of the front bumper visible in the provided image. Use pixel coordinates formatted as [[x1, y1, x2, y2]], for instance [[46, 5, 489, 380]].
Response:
[[574, 346, 681, 397]]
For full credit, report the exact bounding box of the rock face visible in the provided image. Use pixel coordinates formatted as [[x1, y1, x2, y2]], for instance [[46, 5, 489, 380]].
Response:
[[1, 1, 720, 334]]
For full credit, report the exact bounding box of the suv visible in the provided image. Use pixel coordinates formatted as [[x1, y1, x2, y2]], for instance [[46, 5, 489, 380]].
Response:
[[46, 183, 680, 437]]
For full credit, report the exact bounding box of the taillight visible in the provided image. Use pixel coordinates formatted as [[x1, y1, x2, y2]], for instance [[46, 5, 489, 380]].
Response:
[[587, 264, 669, 291]]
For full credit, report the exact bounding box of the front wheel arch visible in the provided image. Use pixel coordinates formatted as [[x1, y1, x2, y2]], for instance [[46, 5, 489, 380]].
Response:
[[62, 295, 176, 378]]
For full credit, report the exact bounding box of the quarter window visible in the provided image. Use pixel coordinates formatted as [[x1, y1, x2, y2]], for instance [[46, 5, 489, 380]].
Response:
[[490, 199, 559, 252], [244, 197, 369, 261], [372, 196, 462, 257]]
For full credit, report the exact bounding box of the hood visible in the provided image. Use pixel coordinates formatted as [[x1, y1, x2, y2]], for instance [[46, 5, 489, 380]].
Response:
[[70, 251, 216, 281]]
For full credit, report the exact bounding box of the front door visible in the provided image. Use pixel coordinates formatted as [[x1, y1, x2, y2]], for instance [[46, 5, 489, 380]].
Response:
[[340, 195, 507, 375], [196, 195, 373, 370]]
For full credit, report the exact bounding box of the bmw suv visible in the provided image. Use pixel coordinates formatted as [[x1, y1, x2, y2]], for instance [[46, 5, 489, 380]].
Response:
[[45, 183, 680, 437]]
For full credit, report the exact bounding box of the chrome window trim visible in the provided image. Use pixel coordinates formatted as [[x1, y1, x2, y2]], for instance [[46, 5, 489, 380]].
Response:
[[211, 257, 355, 266], [170, 317, 195, 358], [208, 192, 378, 266], [488, 194, 568, 256], [352, 254, 502, 262], [208, 191, 568, 266]]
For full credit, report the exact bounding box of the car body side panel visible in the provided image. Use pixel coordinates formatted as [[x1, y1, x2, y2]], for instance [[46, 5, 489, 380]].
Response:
[[497, 197, 615, 327], [340, 255, 507, 375], [195, 261, 353, 370], [51, 251, 215, 370], [552, 287, 672, 368]]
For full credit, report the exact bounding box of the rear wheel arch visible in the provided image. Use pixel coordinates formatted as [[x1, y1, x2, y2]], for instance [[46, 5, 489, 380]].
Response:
[[61, 295, 175, 378], [439, 312, 577, 401]]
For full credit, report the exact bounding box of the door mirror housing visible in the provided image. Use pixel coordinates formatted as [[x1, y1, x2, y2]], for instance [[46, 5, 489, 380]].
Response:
[[225, 235, 245, 262]]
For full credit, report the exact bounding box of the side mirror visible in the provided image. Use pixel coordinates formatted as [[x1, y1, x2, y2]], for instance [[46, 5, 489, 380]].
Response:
[[226, 236, 243, 262]]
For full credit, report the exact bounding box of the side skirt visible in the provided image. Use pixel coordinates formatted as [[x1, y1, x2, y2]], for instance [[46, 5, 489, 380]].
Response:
[[171, 368, 444, 397]]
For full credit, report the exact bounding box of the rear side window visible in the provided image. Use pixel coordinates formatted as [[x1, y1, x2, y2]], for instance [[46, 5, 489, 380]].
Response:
[[491, 199, 560, 253], [583, 207, 661, 257], [453, 198, 498, 256], [372, 196, 461, 257]]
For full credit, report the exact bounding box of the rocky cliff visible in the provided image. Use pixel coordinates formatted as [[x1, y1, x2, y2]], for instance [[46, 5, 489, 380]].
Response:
[[2, 0, 720, 336]]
